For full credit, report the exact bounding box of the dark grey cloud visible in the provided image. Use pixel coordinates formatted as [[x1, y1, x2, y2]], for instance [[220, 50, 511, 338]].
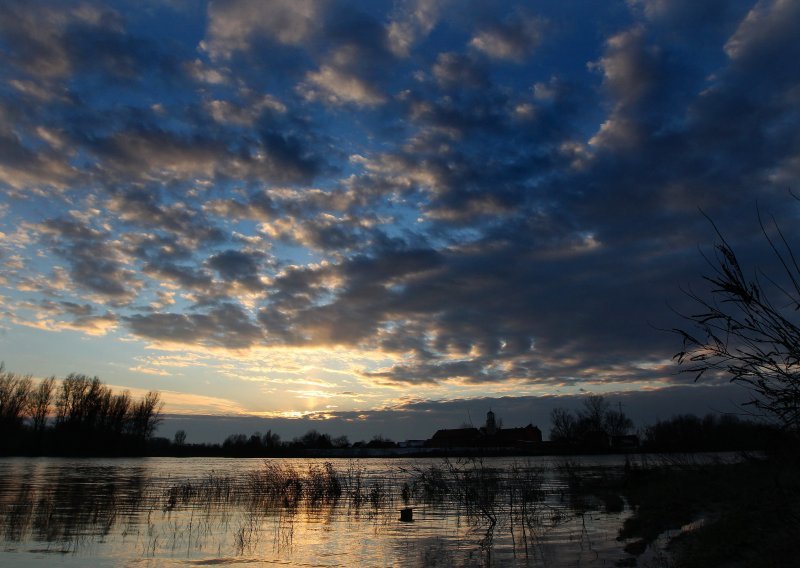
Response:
[[44, 300, 94, 317], [126, 303, 263, 349], [38, 217, 138, 302], [127, 233, 195, 263], [432, 52, 489, 89], [108, 189, 225, 246], [157, 383, 752, 444], [207, 249, 265, 291], [87, 122, 321, 187], [2, 0, 800, 414], [0, 1, 80, 79], [141, 261, 212, 292], [299, 5, 401, 107], [70, 310, 118, 332], [0, 1, 180, 82], [259, 247, 445, 347]]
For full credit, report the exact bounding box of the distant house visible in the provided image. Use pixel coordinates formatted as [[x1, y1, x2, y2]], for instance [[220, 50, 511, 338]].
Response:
[[427, 412, 543, 449], [428, 427, 481, 448], [492, 424, 542, 446]]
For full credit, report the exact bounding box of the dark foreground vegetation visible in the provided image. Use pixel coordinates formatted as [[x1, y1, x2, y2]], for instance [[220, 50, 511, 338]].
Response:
[[615, 450, 800, 567], [646, 208, 800, 565]]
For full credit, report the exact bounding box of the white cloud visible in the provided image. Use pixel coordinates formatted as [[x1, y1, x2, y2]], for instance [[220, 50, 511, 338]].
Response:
[[203, 0, 322, 59], [387, 0, 447, 57], [303, 65, 386, 106], [469, 15, 545, 61]]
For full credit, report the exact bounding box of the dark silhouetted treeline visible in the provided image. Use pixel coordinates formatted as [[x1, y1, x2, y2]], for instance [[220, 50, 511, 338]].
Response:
[[549, 395, 635, 450], [146, 429, 397, 457], [548, 395, 785, 452], [0, 365, 162, 456], [4, 364, 786, 457], [640, 413, 788, 452]]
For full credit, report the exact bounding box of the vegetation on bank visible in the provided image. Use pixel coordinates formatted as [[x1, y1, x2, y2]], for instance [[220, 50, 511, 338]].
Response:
[[1, 364, 785, 457], [639, 413, 787, 453], [615, 451, 800, 567], [0, 366, 162, 456], [550, 395, 634, 447], [548, 395, 783, 454]]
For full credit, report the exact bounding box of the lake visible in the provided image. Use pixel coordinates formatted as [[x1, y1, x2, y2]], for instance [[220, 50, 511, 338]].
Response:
[[0, 454, 694, 566]]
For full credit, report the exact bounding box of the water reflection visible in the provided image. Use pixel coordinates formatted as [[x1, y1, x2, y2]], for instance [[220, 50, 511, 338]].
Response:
[[0, 457, 637, 566]]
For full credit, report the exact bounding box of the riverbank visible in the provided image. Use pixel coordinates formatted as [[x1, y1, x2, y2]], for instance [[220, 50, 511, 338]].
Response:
[[616, 450, 800, 567]]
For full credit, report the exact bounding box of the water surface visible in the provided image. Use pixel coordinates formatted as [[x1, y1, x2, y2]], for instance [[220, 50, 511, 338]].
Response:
[[0, 455, 690, 566]]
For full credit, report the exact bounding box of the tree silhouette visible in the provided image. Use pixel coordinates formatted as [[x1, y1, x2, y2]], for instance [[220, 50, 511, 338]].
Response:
[[549, 395, 632, 445], [1, 366, 165, 455], [29, 376, 55, 432], [0, 366, 32, 431], [674, 213, 800, 432], [173, 429, 187, 446]]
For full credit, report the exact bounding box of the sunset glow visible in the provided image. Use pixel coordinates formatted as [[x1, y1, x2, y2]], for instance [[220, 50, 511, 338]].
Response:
[[1, 0, 798, 441]]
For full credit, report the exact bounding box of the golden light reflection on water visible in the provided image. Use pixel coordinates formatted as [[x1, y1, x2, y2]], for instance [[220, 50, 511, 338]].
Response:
[[0, 456, 641, 566]]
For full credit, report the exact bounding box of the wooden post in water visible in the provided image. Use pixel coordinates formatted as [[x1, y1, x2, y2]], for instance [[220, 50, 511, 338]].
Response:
[[399, 507, 413, 522]]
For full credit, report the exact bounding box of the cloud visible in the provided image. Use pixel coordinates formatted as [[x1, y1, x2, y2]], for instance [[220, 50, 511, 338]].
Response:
[[64, 311, 118, 335], [0, 134, 77, 192], [108, 189, 225, 246], [203, 0, 323, 59], [126, 303, 263, 349], [156, 383, 751, 443], [387, 0, 448, 57], [629, 0, 748, 28], [723, 0, 800, 86], [588, 26, 664, 149], [304, 65, 387, 106], [37, 217, 139, 303], [85, 116, 324, 187], [431, 52, 489, 89], [469, 13, 545, 61], [205, 94, 287, 126], [299, 12, 396, 107], [0, 1, 180, 82], [141, 260, 213, 292], [0, 101, 77, 192], [2, 0, 799, 423], [207, 249, 266, 291], [0, 1, 81, 79], [13, 298, 118, 336]]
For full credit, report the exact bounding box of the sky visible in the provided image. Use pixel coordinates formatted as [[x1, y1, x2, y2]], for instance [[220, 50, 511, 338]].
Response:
[[1, 0, 799, 443]]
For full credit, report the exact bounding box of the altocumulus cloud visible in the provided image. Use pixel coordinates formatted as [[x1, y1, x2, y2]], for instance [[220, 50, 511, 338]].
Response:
[[0, 0, 799, 422]]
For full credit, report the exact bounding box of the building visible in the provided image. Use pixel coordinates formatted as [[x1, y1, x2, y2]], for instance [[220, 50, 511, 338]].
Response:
[[427, 411, 542, 449], [428, 427, 481, 447]]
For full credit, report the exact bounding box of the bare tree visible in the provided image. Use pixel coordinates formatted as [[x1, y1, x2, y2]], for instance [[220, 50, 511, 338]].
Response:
[[129, 391, 163, 440], [173, 429, 187, 446], [549, 407, 577, 442], [262, 430, 281, 448], [0, 365, 32, 431], [549, 396, 632, 443], [29, 376, 56, 432], [106, 391, 132, 436], [605, 409, 634, 437], [577, 395, 609, 433], [674, 214, 800, 432]]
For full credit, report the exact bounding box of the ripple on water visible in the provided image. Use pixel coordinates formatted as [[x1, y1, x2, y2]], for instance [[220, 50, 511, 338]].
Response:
[[0, 455, 705, 566]]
